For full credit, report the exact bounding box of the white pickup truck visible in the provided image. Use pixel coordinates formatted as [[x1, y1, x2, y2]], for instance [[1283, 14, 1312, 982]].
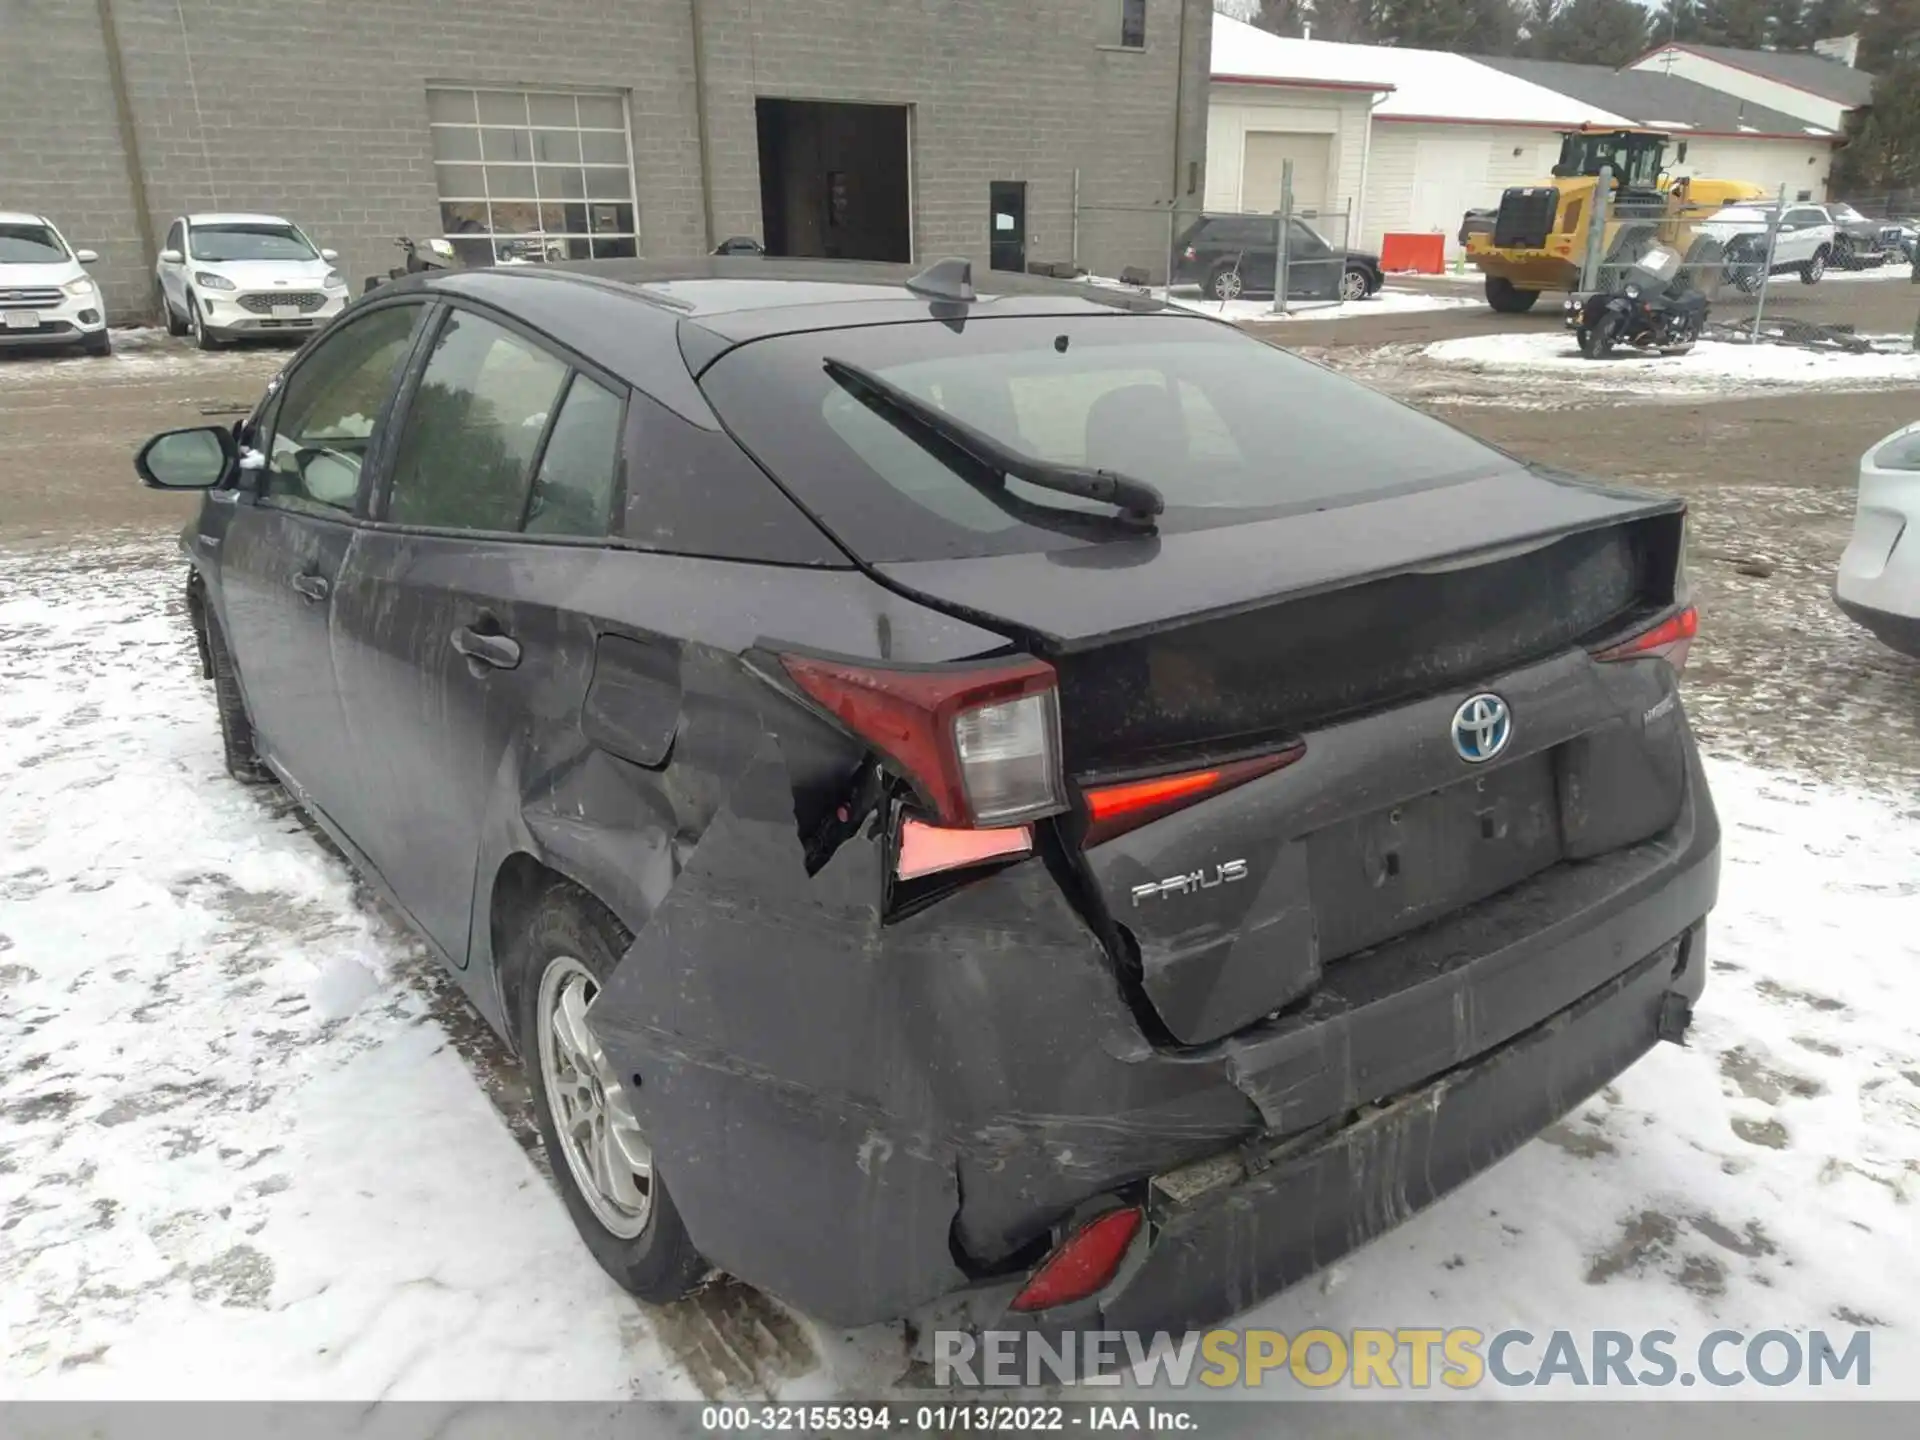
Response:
[[1696, 203, 1838, 290]]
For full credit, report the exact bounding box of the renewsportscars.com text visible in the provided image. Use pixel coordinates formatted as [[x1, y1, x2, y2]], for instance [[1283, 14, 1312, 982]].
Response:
[[934, 1327, 1872, 1391]]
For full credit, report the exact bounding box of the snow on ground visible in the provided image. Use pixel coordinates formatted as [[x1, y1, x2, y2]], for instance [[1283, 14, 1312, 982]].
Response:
[[1082, 277, 1483, 324], [1420, 330, 1920, 399], [3, 539, 1918, 1399], [0, 328, 284, 390]]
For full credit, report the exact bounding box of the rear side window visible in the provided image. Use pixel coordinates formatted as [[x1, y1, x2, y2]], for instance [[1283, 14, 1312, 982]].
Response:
[[386, 309, 569, 531], [526, 374, 623, 536], [700, 314, 1509, 562]]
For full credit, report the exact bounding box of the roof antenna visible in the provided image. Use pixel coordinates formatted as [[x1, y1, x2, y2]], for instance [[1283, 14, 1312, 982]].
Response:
[[905, 257, 977, 303]]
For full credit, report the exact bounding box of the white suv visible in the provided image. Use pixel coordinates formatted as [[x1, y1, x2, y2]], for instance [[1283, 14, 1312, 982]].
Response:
[[1836, 421, 1920, 658], [155, 213, 348, 348], [0, 212, 110, 356], [1697, 203, 1837, 290]]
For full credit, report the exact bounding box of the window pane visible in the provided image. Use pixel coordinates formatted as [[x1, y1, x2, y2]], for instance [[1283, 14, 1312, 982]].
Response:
[[589, 202, 633, 234], [538, 165, 586, 200], [584, 166, 631, 200], [266, 305, 423, 512], [387, 311, 569, 531], [426, 89, 476, 124], [580, 130, 629, 164], [528, 93, 578, 127], [436, 163, 487, 198], [527, 376, 622, 536], [532, 128, 581, 163], [576, 94, 624, 129], [431, 126, 481, 161], [1121, 0, 1146, 46], [541, 202, 589, 233], [591, 235, 637, 259], [485, 164, 536, 198], [476, 91, 529, 125], [481, 127, 533, 162], [441, 200, 489, 236], [489, 199, 540, 235]]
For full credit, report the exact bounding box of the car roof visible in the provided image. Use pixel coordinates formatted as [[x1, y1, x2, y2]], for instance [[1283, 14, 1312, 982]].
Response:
[[185, 213, 298, 227], [0, 211, 54, 226], [383, 257, 1192, 414]]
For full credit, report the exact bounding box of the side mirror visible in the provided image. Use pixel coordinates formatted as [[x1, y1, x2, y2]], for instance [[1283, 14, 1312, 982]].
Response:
[[136, 426, 237, 490], [159, 248, 184, 265], [320, 248, 339, 262], [75, 248, 99, 264]]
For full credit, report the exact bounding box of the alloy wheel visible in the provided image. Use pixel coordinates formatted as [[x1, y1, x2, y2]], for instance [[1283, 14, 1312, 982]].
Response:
[[1212, 267, 1243, 302], [537, 954, 652, 1238], [1340, 269, 1369, 302]]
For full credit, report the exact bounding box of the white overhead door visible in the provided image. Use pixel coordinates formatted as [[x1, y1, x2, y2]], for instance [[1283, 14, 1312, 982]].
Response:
[[1409, 135, 1492, 244], [1242, 131, 1333, 218]]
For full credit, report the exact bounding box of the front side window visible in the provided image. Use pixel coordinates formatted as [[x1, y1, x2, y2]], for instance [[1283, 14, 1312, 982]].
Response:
[[526, 375, 623, 536], [189, 223, 317, 262], [264, 303, 425, 512], [385, 309, 569, 531], [0, 224, 67, 264]]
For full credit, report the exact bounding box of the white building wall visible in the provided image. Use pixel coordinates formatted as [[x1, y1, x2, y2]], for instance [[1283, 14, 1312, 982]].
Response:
[[1205, 82, 1373, 234], [1363, 122, 1563, 257], [1629, 49, 1851, 131], [1670, 136, 1835, 204]]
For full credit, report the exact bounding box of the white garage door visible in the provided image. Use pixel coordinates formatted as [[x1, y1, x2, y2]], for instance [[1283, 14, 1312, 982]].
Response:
[[1409, 136, 1492, 241], [1242, 132, 1332, 217]]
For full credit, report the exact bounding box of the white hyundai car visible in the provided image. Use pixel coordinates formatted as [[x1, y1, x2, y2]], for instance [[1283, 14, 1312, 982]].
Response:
[[0, 212, 110, 356], [1837, 420, 1920, 658], [154, 212, 348, 348]]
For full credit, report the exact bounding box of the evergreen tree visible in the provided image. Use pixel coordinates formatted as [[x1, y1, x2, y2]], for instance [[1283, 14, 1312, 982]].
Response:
[[1375, 0, 1522, 52], [1858, 0, 1920, 71], [1696, 0, 1776, 46], [1306, 0, 1386, 43], [1798, 0, 1865, 48], [1647, 0, 1712, 47], [1532, 0, 1654, 63], [1251, 0, 1311, 36], [1829, 61, 1920, 192]]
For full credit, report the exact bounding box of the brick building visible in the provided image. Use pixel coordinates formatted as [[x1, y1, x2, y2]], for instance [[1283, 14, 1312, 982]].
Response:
[[1, 0, 1211, 320]]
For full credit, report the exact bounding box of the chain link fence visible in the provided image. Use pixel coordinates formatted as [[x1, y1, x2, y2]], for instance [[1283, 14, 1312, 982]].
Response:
[[1072, 162, 1359, 315]]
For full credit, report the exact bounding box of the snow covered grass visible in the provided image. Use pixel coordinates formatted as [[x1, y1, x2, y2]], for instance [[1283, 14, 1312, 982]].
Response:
[[1420, 330, 1920, 398], [3, 539, 1917, 1398]]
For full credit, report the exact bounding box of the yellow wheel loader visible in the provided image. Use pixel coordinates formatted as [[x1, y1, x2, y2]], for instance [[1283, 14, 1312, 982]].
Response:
[[1463, 127, 1766, 313]]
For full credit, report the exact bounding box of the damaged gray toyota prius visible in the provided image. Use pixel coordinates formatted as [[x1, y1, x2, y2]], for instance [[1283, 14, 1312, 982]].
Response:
[[136, 256, 1717, 1332]]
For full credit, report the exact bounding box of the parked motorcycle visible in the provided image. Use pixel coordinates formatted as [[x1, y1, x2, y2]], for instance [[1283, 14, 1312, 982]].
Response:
[[1568, 242, 1707, 359], [362, 235, 459, 294]]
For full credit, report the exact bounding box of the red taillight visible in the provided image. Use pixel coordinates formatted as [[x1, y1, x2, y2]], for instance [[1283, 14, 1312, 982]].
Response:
[[1081, 746, 1305, 846], [1594, 605, 1697, 674], [1009, 1207, 1143, 1313], [779, 653, 1068, 828], [896, 818, 1032, 880], [1183, 245, 1197, 260]]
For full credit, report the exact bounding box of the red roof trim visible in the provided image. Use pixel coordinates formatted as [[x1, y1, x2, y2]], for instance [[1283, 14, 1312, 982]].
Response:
[[1212, 73, 1396, 95], [1375, 113, 1610, 130]]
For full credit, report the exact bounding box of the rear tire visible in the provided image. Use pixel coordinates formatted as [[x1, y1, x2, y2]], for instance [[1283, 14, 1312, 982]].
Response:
[[1339, 267, 1370, 301], [512, 881, 708, 1304], [205, 613, 272, 785], [1207, 262, 1244, 302], [1832, 235, 1856, 270], [1800, 247, 1828, 284], [1485, 276, 1540, 313]]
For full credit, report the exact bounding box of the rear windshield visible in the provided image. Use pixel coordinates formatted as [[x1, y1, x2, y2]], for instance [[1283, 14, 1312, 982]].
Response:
[[0, 224, 67, 263], [189, 224, 315, 262], [700, 313, 1509, 562]]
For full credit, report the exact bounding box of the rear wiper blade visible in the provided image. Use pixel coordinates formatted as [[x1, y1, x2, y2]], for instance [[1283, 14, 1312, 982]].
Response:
[[823, 356, 1165, 529]]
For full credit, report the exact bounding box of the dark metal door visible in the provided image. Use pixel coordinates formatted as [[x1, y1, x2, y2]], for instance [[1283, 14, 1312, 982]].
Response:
[[990, 182, 1027, 273]]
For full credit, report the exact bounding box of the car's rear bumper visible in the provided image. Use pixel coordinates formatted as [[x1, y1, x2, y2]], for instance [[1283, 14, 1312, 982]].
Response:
[[1836, 592, 1920, 658], [1010, 923, 1703, 1336]]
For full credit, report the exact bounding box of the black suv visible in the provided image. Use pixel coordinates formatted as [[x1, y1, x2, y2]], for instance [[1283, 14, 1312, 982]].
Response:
[[1173, 215, 1384, 303], [136, 257, 1715, 1333]]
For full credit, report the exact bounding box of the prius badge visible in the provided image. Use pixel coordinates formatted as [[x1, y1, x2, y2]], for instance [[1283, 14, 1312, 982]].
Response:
[[1131, 859, 1249, 906]]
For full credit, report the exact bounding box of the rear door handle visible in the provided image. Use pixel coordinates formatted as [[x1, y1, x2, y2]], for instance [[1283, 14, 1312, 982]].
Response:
[[452, 625, 522, 671], [291, 572, 330, 602]]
